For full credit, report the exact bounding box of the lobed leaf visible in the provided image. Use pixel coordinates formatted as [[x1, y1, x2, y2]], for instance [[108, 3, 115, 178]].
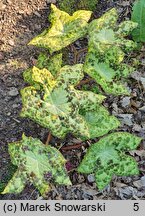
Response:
[[84, 8, 138, 95], [28, 4, 92, 53], [2, 135, 71, 197], [21, 66, 119, 139], [23, 53, 62, 87], [78, 132, 141, 190], [81, 106, 120, 139], [36, 53, 63, 77]]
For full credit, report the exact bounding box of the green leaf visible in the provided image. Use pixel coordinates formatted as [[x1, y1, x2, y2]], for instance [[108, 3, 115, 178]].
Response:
[[95, 29, 115, 45], [20, 66, 119, 139], [56, 64, 84, 86], [2, 135, 71, 197], [84, 8, 138, 95], [77, 0, 98, 11], [78, 132, 141, 190], [36, 53, 63, 77], [116, 20, 139, 37], [58, 0, 98, 14], [84, 59, 129, 95], [23, 53, 62, 87], [28, 4, 92, 53], [131, 0, 145, 42], [88, 8, 118, 33], [80, 105, 120, 139], [91, 62, 116, 82], [44, 87, 72, 116]]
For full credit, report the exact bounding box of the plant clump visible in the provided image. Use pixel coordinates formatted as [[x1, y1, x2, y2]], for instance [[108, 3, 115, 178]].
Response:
[[1, 4, 142, 197]]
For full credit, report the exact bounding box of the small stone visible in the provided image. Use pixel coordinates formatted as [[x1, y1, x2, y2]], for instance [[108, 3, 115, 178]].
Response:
[[133, 176, 145, 189], [116, 114, 133, 126], [8, 87, 19, 97], [112, 103, 118, 112], [34, 24, 41, 30], [139, 106, 145, 112], [0, 3, 6, 10], [8, 40, 15, 46], [47, 0, 56, 3], [132, 124, 142, 132], [77, 174, 85, 183], [131, 71, 141, 81], [6, 0, 12, 4], [34, 11, 41, 17], [18, 10, 24, 14], [140, 77, 145, 88], [12, 104, 19, 109], [0, 52, 4, 60], [116, 186, 137, 199], [121, 97, 130, 108], [114, 182, 127, 188], [87, 174, 95, 183]]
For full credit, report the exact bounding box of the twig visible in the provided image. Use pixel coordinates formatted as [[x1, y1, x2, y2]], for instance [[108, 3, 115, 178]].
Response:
[[76, 47, 88, 56], [76, 77, 94, 87], [61, 143, 87, 151], [45, 132, 52, 145]]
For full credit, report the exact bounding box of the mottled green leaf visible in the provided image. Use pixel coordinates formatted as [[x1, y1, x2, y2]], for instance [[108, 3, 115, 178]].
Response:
[[116, 20, 139, 37], [81, 106, 120, 139], [91, 62, 116, 82], [21, 64, 111, 138], [88, 8, 118, 33], [23, 53, 62, 88], [21, 65, 119, 139], [58, 0, 98, 14], [28, 4, 92, 53], [78, 132, 141, 190], [77, 0, 98, 11], [36, 53, 63, 77], [84, 8, 138, 95], [131, 0, 145, 42], [56, 64, 84, 86], [2, 135, 71, 196], [95, 29, 115, 45], [84, 59, 129, 95]]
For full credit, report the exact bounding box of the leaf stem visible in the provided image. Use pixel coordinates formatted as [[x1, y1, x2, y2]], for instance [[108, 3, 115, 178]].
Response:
[[61, 143, 87, 151], [45, 132, 52, 145], [76, 77, 94, 87]]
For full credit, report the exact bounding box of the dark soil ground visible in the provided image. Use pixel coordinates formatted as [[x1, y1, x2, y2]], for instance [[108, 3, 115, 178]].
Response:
[[0, 0, 145, 200]]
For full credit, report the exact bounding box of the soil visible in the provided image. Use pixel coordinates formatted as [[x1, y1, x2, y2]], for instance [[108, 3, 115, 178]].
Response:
[[0, 0, 145, 200]]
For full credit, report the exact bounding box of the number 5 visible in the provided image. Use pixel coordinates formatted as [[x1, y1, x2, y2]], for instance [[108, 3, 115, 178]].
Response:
[[133, 203, 139, 211]]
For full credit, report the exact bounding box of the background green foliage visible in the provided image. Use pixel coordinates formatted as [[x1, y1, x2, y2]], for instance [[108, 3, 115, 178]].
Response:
[[58, 0, 98, 14], [131, 0, 145, 42]]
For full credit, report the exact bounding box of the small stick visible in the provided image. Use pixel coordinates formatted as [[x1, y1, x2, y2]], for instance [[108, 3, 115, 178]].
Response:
[[45, 132, 52, 145], [61, 143, 87, 151], [77, 47, 88, 56], [76, 77, 93, 87], [76, 47, 88, 63]]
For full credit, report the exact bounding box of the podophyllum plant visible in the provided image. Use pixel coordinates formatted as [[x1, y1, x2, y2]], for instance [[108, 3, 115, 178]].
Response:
[[84, 8, 138, 95], [21, 63, 119, 139], [2, 4, 142, 197]]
